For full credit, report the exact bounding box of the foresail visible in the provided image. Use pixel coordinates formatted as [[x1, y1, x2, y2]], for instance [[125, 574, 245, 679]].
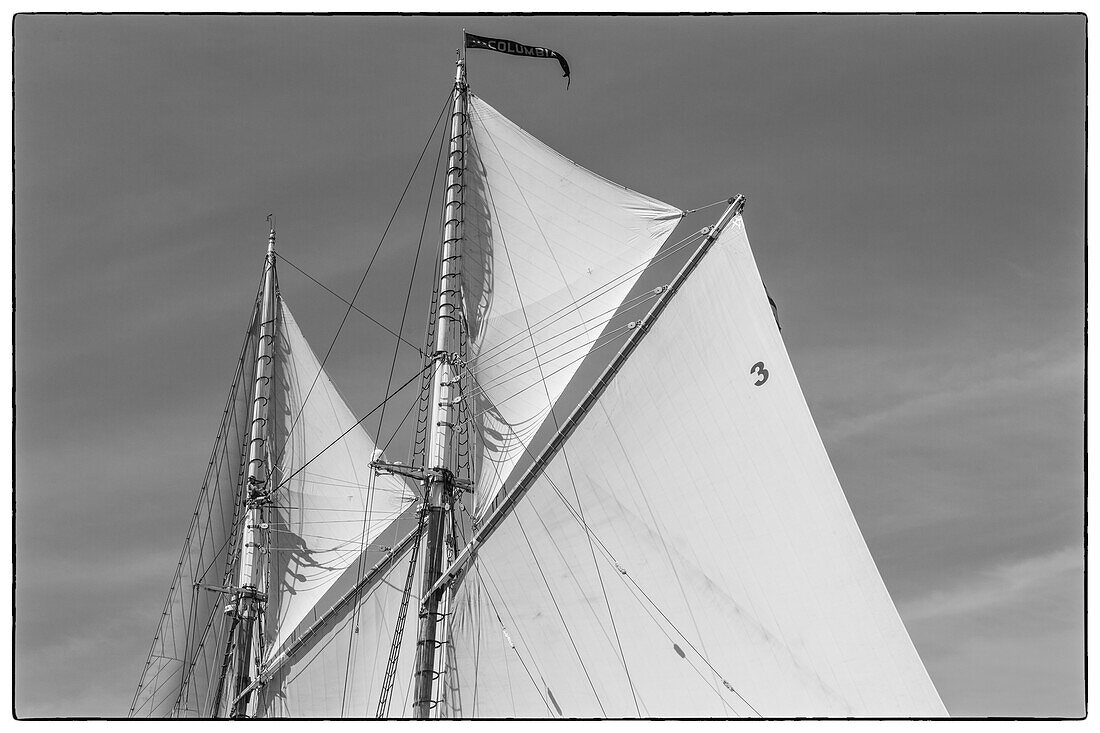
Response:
[[463, 94, 681, 516], [266, 300, 415, 657], [443, 217, 947, 717], [131, 304, 260, 718]]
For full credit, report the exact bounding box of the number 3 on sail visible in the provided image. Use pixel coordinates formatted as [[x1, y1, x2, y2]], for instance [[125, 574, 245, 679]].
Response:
[[750, 361, 769, 386]]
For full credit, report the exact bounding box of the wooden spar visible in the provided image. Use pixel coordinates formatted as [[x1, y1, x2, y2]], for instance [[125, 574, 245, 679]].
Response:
[[229, 223, 277, 718], [426, 195, 747, 599], [413, 56, 467, 720]]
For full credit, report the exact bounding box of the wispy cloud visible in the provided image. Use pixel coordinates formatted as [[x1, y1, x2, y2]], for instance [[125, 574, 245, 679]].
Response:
[[824, 344, 1080, 443], [899, 545, 1082, 623]]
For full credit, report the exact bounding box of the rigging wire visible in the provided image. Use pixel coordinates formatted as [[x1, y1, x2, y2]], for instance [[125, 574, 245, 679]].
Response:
[[132, 273, 266, 717], [376, 388, 423, 459], [449, 227, 710, 416], [275, 90, 452, 470], [460, 368, 763, 716], [448, 502, 555, 716], [275, 253, 424, 357], [462, 318, 637, 399], [272, 364, 429, 496], [466, 224, 704, 369], [557, 444, 642, 715], [521, 471, 762, 716], [680, 196, 736, 216], [460, 287, 662, 381], [499, 508, 611, 708], [459, 321, 635, 425], [338, 81, 451, 713], [600, 409, 735, 715]]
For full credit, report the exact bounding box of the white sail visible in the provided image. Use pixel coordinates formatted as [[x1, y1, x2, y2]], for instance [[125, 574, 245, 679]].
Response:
[[443, 216, 946, 717], [265, 300, 414, 656], [256, 532, 420, 717], [131, 305, 261, 718], [463, 94, 682, 515], [136, 64, 946, 719]]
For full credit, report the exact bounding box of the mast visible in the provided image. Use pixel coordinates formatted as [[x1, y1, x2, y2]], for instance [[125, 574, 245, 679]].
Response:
[[229, 222, 277, 718], [413, 54, 467, 719]]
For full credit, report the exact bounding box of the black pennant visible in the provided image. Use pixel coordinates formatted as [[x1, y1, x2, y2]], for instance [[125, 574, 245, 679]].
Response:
[[465, 33, 570, 88]]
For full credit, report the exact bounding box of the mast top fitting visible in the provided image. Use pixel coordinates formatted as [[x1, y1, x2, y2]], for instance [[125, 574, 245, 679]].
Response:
[[266, 214, 277, 255]]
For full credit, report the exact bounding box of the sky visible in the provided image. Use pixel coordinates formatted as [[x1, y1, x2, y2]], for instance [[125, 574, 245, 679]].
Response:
[[12, 14, 1085, 718]]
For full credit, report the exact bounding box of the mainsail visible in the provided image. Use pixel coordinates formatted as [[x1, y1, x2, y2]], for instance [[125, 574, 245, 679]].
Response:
[[133, 49, 945, 719]]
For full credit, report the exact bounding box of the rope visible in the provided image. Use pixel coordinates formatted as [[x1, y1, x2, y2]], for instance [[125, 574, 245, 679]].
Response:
[[600, 410, 735, 714], [448, 509, 555, 716], [463, 287, 663, 379], [458, 321, 634, 425], [342, 85, 452, 713], [271, 365, 429, 495], [460, 380, 762, 716], [559, 441, 642, 715], [131, 275, 265, 717], [533, 474, 762, 716], [680, 196, 736, 217], [275, 90, 452, 471], [275, 254, 423, 356], [467, 225, 703, 368]]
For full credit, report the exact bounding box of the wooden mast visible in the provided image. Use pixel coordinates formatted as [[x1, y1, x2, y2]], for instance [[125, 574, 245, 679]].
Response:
[[413, 52, 467, 719], [229, 222, 277, 718]]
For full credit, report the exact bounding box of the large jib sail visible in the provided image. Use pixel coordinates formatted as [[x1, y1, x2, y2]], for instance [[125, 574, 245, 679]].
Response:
[[440, 213, 947, 715]]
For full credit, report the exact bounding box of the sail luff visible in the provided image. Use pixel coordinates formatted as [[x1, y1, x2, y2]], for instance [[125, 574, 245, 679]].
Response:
[[430, 196, 745, 597]]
